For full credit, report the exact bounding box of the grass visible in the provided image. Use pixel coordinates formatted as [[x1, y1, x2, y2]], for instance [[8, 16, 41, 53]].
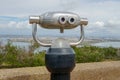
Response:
[[0, 42, 119, 68]]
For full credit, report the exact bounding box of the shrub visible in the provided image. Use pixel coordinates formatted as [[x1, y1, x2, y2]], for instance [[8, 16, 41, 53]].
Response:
[[0, 42, 45, 68], [73, 46, 105, 63], [101, 47, 117, 59]]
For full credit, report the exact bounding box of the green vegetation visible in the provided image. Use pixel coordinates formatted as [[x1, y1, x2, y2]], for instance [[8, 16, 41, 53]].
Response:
[[0, 42, 120, 68], [0, 42, 45, 68], [73, 46, 119, 63]]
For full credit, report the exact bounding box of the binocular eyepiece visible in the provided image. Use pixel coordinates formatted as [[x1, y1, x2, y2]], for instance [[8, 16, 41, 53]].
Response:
[[59, 16, 66, 24], [59, 16, 77, 25], [59, 16, 75, 25]]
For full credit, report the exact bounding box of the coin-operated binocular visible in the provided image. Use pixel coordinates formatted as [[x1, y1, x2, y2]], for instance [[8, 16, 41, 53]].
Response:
[[29, 12, 88, 80]]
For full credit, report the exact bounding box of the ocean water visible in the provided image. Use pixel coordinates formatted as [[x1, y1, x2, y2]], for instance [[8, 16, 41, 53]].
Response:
[[91, 42, 120, 48], [12, 42, 30, 48], [0, 38, 49, 52], [1, 37, 120, 53]]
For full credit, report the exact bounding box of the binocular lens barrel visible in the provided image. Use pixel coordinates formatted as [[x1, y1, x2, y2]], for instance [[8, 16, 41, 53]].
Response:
[[29, 16, 40, 24], [80, 18, 88, 25]]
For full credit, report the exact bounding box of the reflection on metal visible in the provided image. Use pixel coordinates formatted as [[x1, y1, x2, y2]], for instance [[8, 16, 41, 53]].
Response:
[[30, 12, 88, 47]]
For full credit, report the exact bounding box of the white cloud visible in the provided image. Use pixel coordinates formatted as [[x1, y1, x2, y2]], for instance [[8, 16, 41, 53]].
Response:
[[8, 21, 17, 28], [94, 21, 105, 28], [0, 0, 120, 37], [16, 21, 30, 29], [103, 20, 120, 34], [0, 0, 62, 16], [0, 0, 119, 18], [0, 20, 32, 35], [106, 20, 120, 27], [0, 20, 30, 29], [85, 19, 120, 38]]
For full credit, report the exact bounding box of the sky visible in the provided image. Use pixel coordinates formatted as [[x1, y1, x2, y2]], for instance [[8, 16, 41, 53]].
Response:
[[0, 0, 120, 38]]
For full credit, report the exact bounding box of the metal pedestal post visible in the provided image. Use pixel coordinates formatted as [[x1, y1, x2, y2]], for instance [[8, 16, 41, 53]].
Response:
[[51, 73, 70, 80], [45, 48, 75, 80]]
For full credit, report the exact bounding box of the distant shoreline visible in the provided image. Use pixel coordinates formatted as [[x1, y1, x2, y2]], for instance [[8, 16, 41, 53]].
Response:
[[1, 36, 120, 45]]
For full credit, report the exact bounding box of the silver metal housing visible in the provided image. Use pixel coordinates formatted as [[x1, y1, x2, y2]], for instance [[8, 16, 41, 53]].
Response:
[[29, 12, 88, 47], [29, 12, 88, 29]]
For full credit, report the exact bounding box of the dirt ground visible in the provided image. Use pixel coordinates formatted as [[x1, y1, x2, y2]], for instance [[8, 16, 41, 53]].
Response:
[[0, 61, 120, 80]]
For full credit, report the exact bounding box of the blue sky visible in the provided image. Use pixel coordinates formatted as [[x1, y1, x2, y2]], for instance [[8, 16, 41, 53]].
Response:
[[0, 0, 120, 38]]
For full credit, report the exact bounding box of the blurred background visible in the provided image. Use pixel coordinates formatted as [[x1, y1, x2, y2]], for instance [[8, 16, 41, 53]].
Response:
[[0, 0, 120, 48]]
